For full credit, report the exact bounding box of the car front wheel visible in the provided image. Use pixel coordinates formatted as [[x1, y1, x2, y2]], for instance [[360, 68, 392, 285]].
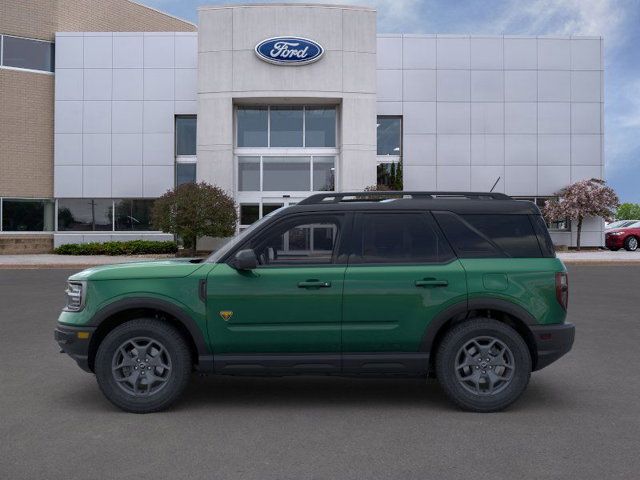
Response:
[[95, 319, 192, 413], [624, 236, 638, 251], [436, 318, 531, 412]]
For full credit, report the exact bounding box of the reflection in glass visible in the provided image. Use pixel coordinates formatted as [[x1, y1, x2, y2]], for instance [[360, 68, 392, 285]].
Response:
[[305, 107, 336, 147], [237, 107, 268, 147], [238, 156, 260, 191], [313, 157, 335, 191], [175, 116, 197, 155], [377, 116, 402, 155], [114, 199, 155, 231], [270, 107, 303, 147], [57, 199, 112, 231], [262, 204, 284, 216], [176, 163, 196, 186], [263, 156, 310, 191], [240, 204, 259, 225], [2, 36, 54, 72]]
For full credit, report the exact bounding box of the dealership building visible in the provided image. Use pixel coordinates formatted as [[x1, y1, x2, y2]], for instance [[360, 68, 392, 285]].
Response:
[[0, 1, 605, 251]]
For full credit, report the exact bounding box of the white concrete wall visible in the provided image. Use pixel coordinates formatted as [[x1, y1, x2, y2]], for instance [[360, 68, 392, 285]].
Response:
[[54, 31, 198, 199], [377, 34, 604, 246], [377, 35, 604, 195], [197, 4, 378, 194]]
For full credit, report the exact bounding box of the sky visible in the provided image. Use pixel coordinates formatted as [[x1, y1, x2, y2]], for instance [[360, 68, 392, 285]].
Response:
[[140, 0, 640, 202]]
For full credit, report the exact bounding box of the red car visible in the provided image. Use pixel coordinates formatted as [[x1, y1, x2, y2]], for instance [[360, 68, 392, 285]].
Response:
[[606, 221, 640, 251]]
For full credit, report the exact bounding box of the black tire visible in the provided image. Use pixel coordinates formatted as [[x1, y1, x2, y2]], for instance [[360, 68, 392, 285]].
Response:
[[435, 318, 531, 412], [624, 236, 638, 251], [95, 319, 192, 413]]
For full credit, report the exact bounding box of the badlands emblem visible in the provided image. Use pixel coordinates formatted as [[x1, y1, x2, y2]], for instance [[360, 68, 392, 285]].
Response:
[[219, 311, 233, 321]]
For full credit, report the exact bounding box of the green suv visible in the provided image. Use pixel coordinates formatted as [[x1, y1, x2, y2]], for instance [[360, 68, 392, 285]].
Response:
[[55, 192, 574, 413]]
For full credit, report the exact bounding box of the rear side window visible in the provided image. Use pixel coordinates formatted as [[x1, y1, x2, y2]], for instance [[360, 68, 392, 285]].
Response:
[[433, 212, 503, 258], [461, 214, 542, 258], [530, 215, 556, 258], [352, 212, 454, 264]]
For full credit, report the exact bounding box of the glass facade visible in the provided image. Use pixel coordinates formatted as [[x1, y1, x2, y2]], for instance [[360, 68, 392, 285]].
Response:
[[175, 116, 197, 186], [1, 199, 54, 231], [237, 105, 337, 148], [237, 156, 335, 192], [263, 156, 310, 191], [237, 107, 268, 147], [114, 199, 155, 231], [1, 35, 54, 73], [57, 199, 112, 231]]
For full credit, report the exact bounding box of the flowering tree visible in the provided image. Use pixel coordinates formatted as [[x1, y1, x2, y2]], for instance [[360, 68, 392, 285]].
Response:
[[543, 178, 619, 250], [152, 182, 237, 256]]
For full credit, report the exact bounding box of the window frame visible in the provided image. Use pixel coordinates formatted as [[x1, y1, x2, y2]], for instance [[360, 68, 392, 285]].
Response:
[[225, 212, 350, 268], [235, 105, 338, 150], [0, 34, 54, 75], [348, 210, 456, 266]]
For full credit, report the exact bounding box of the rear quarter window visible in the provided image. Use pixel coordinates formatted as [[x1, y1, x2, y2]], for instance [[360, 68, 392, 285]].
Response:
[[433, 212, 545, 258]]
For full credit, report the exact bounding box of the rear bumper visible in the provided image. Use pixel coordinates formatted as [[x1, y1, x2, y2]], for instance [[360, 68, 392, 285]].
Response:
[[530, 322, 575, 371], [54, 324, 96, 373]]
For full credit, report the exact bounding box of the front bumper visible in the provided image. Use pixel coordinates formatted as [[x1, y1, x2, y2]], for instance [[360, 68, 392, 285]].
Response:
[[55, 324, 96, 373], [605, 235, 625, 248], [530, 322, 575, 371]]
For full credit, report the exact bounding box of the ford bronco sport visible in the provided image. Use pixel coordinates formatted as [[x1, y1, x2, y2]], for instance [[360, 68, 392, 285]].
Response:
[[55, 191, 574, 413]]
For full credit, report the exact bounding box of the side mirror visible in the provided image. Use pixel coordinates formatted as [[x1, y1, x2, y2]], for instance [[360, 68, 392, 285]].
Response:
[[230, 249, 258, 271]]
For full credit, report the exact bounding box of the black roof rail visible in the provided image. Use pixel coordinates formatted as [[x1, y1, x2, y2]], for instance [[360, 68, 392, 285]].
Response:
[[298, 191, 511, 205]]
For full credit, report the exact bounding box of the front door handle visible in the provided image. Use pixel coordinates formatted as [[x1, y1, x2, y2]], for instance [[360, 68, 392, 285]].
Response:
[[415, 279, 448, 288], [298, 280, 332, 289]]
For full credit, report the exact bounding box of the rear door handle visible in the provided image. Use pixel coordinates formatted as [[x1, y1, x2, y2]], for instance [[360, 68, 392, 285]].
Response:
[[415, 279, 448, 288], [298, 280, 332, 289]]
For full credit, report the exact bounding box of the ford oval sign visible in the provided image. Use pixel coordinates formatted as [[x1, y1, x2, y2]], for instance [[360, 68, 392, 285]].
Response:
[[255, 37, 324, 66]]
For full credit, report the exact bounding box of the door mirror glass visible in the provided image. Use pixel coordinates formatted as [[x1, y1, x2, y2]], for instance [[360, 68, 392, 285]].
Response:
[[231, 249, 258, 271]]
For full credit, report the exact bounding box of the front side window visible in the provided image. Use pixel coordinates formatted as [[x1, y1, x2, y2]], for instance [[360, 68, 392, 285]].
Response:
[[57, 199, 112, 231], [352, 213, 454, 264], [244, 215, 341, 266], [1, 35, 54, 72], [1, 199, 54, 231], [114, 199, 155, 231]]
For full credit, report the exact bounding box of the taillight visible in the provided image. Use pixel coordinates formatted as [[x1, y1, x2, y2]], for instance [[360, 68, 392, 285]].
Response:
[[555, 272, 569, 310]]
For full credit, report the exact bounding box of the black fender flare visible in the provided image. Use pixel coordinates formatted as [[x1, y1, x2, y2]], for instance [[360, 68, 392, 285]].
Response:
[[88, 297, 213, 370], [420, 297, 537, 353]]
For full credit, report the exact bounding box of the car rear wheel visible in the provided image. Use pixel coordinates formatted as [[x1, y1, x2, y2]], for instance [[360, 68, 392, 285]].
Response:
[[95, 319, 192, 413], [435, 318, 531, 412], [624, 236, 638, 251]]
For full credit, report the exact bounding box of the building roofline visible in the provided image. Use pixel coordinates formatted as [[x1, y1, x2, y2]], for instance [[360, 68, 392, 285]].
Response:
[[198, 3, 375, 12], [126, 0, 197, 29]]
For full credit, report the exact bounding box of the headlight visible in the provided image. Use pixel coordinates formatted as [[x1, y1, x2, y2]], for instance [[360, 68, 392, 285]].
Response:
[[63, 281, 86, 312], [608, 231, 624, 236]]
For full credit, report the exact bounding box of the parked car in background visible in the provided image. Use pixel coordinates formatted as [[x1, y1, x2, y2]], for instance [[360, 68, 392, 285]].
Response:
[[605, 222, 640, 251], [605, 220, 639, 230]]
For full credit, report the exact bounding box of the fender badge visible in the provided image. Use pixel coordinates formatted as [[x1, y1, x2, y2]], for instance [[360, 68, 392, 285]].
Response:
[[219, 311, 233, 321]]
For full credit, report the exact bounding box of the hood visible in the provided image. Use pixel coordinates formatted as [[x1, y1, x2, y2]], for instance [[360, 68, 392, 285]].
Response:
[[69, 259, 207, 281]]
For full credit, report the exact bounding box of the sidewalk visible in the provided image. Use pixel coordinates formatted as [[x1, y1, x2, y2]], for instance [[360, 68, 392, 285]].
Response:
[[0, 251, 639, 268], [0, 254, 174, 269]]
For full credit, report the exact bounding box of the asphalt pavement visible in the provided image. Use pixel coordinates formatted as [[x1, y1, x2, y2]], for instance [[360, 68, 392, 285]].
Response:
[[1, 266, 639, 479]]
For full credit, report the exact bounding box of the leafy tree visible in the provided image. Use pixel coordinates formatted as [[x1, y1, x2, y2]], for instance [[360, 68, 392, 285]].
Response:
[[616, 203, 640, 220], [152, 182, 237, 256], [543, 178, 619, 251]]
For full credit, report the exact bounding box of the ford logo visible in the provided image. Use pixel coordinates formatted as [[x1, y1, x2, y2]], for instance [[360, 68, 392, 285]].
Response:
[[255, 37, 324, 66]]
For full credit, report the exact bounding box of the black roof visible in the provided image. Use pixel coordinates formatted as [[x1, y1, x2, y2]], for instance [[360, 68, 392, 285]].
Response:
[[280, 191, 541, 216]]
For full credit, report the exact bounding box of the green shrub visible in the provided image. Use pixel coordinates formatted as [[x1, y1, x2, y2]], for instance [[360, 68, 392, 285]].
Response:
[[54, 240, 178, 256]]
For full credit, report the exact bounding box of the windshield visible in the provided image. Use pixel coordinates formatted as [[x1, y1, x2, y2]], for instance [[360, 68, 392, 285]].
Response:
[[206, 207, 289, 263], [607, 220, 637, 229]]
